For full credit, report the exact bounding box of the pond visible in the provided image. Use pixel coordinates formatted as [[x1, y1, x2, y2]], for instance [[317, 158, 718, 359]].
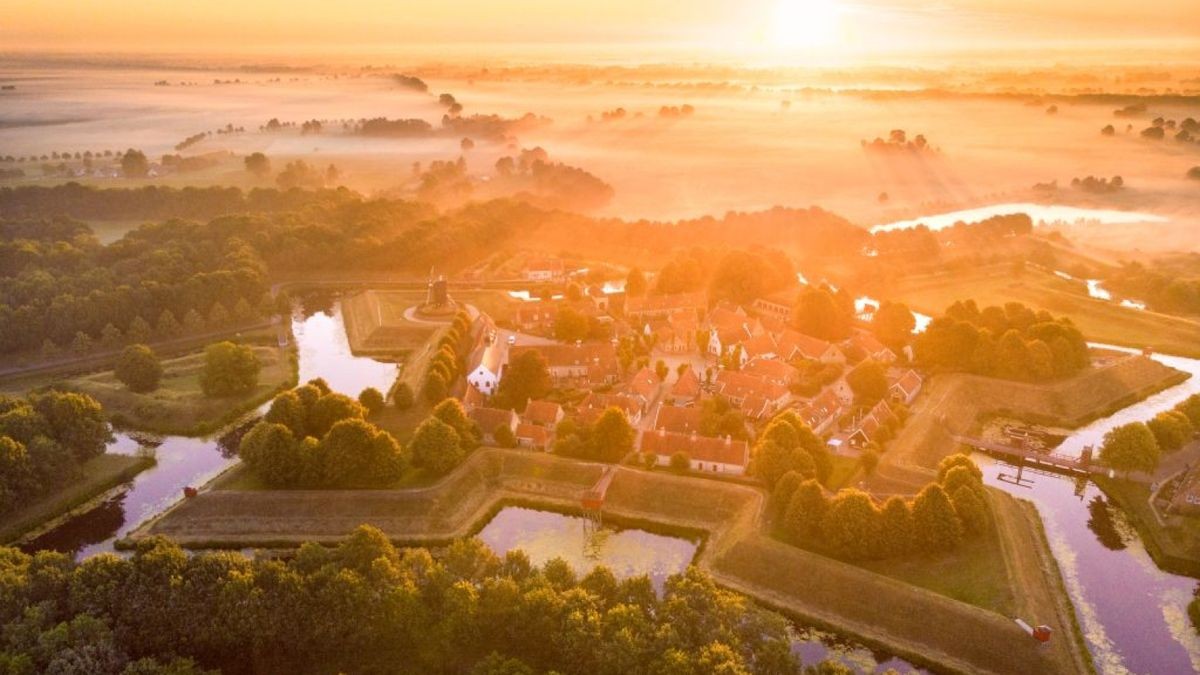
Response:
[[22, 299, 398, 559], [871, 203, 1168, 234], [477, 506, 923, 673], [476, 506, 699, 591], [983, 346, 1200, 674]]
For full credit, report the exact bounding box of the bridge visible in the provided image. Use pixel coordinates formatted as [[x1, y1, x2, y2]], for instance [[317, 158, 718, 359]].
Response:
[[581, 466, 618, 524], [951, 434, 1098, 476]]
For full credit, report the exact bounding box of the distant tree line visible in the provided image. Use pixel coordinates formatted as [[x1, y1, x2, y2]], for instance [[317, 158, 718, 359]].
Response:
[[769, 454, 989, 560], [0, 527, 816, 674], [553, 407, 636, 463], [914, 300, 1090, 381], [1107, 258, 1200, 317], [0, 391, 112, 515]]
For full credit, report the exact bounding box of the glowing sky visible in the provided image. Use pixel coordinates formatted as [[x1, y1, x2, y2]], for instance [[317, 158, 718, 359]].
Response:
[[3, 0, 1196, 57]]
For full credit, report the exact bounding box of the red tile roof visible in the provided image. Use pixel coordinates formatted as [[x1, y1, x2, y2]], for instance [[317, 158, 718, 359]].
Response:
[[626, 292, 707, 316], [652, 405, 704, 434], [515, 422, 550, 446], [742, 358, 798, 384], [670, 367, 703, 400], [523, 399, 563, 426], [626, 366, 661, 401], [640, 429, 749, 467], [469, 407, 518, 434]]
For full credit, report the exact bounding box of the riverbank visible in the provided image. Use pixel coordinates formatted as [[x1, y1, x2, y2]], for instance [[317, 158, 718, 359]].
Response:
[[870, 354, 1188, 493], [1, 453, 155, 545], [133, 448, 1090, 675], [1094, 476, 1200, 578], [62, 343, 297, 437]]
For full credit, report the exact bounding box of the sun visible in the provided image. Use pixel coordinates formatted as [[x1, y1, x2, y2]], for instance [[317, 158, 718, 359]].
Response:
[[770, 0, 843, 50]]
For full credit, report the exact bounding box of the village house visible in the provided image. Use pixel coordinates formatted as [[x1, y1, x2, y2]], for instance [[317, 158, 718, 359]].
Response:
[[640, 428, 750, 475], [522, 258, 566, 282], [644, 309, 698, 353], [466, 318, 506, 396], [522, 399, 565, 428], [514, 302, 559, 334], [848, 332, 898, 364], [625, 291, 707, 321], [713, 370, 790, 419], [468, 406, 519, 444], [831, 400, 899, 454], [742, 358, 799, 387], [651, 404, 704, 434], [623, 366, 662, 409], [705, 303, 764, 359], [889, 369, 924, 406], [795, 388, 845, 435], [752, 291, 796, 323], [667, 366, 703, 405], [515, 422, 551, 450], [508, 343, 621, 386], [775, 329, 846, 365], [576, 392, 644, 425]]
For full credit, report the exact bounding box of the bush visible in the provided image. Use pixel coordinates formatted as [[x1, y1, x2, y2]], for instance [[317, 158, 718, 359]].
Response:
[[393, 382, 415, 410], [200, 341, 260, 397], [669, 451, 690, 472], [358, 387, 385, 415], [114, 344, 162, 393], [493, 423, 517, 448]]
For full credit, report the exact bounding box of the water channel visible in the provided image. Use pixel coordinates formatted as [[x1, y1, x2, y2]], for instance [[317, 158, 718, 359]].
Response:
[[19, 292, 1200, 673], [871, 203, 1168, 234]]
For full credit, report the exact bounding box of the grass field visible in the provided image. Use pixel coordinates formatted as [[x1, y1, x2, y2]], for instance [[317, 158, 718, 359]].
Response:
[[1, 453, 154, 544], [63, 344, 296, 436], [139, 447, 1089, 674], [1094, 477, 1200, 577], [888, 264, 1200, 358]]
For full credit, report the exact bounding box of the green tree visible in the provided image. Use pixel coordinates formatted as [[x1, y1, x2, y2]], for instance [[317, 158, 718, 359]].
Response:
[[625, 268, 647, 298], [873, 301, 916, 346], [433, 398, 480, 450], [590, 407, 635, 463], [411, 416, 464, 475], [121, 149, 149, 178], [793, 287, 851, 340], [493, 423, 517, 448], [126, 316, 152, 343], [264, 390, 307, 436], [114, 344, 162, 393], [784, 480, 829, 544], [31, 391, 112, 461], [1147, 411, 1192, 452], [820, 489, 882, 559], [358, 387, 385, 415], [669, 451, 691, 472], [244, 152, 271, 178], [239, 422, 301, 487], [951, 485, 988, 535], [319, 418, 406, 487], [912, 484, 963, 551], [199, 341, 261, 397], [425, 371, 448, 403], [878, 495, 914, 556], [846, 360, 888, 404], [392, 382, 415, 410], [495, 350, 550, 411], [552, 307, 589, 342], [1100, 422, 1161, 474], [308, 393, 365, 438]]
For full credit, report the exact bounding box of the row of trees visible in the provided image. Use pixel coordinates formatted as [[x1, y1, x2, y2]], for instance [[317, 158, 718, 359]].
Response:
[[1106, 259, 1200, 318], [409, 398, 482, 475], [914, 300, 1090, 381], [0, 391, 112, 514], [1099, 394, 1200, 474], [425, 310, 472, 403], [239, 379, 405, 488], [750, 411, 835, 489], [769, 454, 989, 560], [0, 528, 825, 674]]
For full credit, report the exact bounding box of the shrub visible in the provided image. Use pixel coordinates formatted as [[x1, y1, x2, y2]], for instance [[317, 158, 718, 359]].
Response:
[[114, 344, 162, 393]]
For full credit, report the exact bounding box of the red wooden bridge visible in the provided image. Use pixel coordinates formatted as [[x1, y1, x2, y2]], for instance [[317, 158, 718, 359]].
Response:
[[952, 434, 1097, 476], [581, 467, 617, 523]]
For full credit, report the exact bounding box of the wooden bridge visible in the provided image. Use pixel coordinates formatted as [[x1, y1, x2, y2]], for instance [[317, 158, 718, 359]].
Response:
[[951, 434, 1098, 476], [581, 466, 618, 524]]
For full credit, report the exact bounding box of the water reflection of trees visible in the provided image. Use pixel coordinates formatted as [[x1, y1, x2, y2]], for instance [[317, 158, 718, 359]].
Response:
[[1086, 495, 1128, 550], [583, 526, 610, 562], [21, 494, 127, 557]]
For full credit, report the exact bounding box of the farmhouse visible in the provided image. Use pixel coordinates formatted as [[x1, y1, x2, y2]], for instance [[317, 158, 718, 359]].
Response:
[[713, 371, 790, 418], [776, 329, 846, 365], [795, 389, 844, 435], [640, 428, 750, 474], [742, 358, 799, 387]]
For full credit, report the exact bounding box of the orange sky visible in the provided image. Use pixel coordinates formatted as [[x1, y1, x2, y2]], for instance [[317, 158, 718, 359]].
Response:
[[3, 0, 1197, 59]]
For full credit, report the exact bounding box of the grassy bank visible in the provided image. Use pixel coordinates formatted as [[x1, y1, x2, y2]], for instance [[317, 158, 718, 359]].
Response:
[[63, 344, 297, 436], [1095, 476, 1200, 578], [889, 265, 1200, 358], [1, 453, 155, 544]]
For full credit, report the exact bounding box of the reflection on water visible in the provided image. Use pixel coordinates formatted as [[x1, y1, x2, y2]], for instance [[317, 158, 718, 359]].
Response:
[[981, 346, 1200, 674], [24, 300, 398, 560], [477, 506, 698, 591], [871, 203, 1168, 234], [854, 295, 932, 333]]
